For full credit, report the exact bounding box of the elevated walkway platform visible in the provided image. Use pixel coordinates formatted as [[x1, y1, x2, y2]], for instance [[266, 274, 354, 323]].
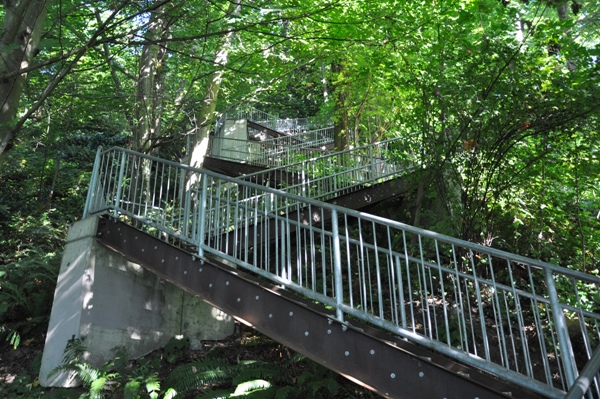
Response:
[[209, 107, 334, 168]]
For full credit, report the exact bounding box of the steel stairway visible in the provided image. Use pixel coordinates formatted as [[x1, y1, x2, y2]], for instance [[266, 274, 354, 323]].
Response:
[[209, 106, 335, 169], [203, 136, 411, 255], [96, 215, 535, 399], [84, 147, 600, 399]]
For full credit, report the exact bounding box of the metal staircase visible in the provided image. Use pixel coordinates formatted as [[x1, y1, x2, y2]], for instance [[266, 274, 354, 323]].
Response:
[[84, 147, 600, 399], [214, 106, 332, 136], [209, 107, 335, 167]]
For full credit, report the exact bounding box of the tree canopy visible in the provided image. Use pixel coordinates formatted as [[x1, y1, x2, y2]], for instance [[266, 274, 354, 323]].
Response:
[[1, 0, 599, 269]]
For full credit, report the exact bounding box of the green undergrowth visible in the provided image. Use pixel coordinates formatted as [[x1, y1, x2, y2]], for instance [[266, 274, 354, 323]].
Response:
[[1, 328, 376, 399]]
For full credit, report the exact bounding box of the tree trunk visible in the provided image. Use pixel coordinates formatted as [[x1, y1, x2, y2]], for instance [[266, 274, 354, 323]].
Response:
[[0, 0, 48, 163], [132, 3, 172, 153], [188, 0, 242, 169], [331, 62, 350, 151]]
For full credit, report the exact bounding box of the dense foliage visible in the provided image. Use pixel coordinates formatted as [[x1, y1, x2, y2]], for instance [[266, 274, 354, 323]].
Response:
[[0, 0, 599, 394]]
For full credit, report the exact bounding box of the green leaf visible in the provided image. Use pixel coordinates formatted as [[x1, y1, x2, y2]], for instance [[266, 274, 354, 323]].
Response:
[[231, 379, 271, 396], [162, 388, 177, 399], [8, 330, 20, 349], [124, 380, 141, 399], [89, 377, 108, 399]]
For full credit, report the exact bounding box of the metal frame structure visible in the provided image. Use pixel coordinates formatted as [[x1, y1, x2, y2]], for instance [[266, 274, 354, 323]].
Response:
[[210, 106, 335, 166], [214, 106, 332, 136], [208, 126, 335, 166], [96, 215, 530, 399], [84, 147, 600, 399], [239, 136, 415, 203]]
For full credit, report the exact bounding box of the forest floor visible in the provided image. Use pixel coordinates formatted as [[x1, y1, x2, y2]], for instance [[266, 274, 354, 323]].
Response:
[[0, 322, 376, 398]]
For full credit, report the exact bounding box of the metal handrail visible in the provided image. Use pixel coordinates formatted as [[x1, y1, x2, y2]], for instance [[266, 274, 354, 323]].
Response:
[[565, 345, 600, 399], [241, 136, 416, 202], [214, 106, 332, 136], [208, 135, 414, 203], [209, 126, 334, 166], [84, 146, 600, 399], [275, 117, 333, 134], [214, 107, 279, 135], [251, 126, 334, 148]]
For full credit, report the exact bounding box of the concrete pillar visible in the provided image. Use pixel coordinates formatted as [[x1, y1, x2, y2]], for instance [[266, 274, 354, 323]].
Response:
[[39, 216, 234, 387]]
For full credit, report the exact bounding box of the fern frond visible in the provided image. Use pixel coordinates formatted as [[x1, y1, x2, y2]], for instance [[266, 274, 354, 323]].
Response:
[[62, 336, 87, 364], [165, 357, 234, 396], [231, 379, 271, 397], [232, 361, 282, 386], [145, 375, 161, 399], [111, 345, 130, 376], [124, 379, 142, 399], [308, 377, 340, 397], [0, 280, 27, 306], [295, 371, 315, 386], [52, 362, 102, 387], [274, 385, 296, 399], [162, 387, 177, 399], [194, 387, 234, 399], [26, 261, 59, 282], [90, 376, 109, 399]]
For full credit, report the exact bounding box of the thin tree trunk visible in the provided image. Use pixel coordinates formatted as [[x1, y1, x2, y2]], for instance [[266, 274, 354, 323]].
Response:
[[46, 154, 61, 211], [188, 0, 242, 169], [95, 10, 135, 128], [331, 62, 350, 151], [0, 0, 48, 163], [133, 3, 172, 153]]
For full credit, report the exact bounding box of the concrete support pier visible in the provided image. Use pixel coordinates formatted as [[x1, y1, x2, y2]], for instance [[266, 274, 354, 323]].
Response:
[[39, 216, 234, 387]]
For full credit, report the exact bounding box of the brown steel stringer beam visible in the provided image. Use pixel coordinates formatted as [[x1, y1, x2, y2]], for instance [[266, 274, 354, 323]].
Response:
[[95, 215, 542, 399]]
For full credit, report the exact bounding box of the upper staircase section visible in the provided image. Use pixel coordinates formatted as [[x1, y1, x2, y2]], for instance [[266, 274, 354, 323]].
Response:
[[209, 107, 334, 168], [207, 136, 413, 204], [214, 107, 332, 137], [206, 108, 415, 210], [85, 147, 600, 399]]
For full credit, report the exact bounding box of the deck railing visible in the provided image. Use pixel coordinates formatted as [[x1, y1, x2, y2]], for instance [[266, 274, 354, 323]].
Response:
[[214, 106, 332, 136], [270, 117, 332, 134], [247, 126, 334, 148], [241, 136, 414, 202], [214, 107, 279, 135], [84, 146, 600, 399], [209, 126, 334, 166]]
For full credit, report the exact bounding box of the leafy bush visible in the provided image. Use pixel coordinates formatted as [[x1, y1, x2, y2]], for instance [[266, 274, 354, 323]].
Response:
[[0, 246, 61, 349], [166, 350, 342, 399], [47, 332, 373, 399], [52, 337, 176, 399]]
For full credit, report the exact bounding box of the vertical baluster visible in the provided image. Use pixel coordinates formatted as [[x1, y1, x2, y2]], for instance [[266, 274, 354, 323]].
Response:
[[546, 268, 578, 387], [197, 175, 208, 258], [332, 209, 344, 322], [113, 150, 127, 218]]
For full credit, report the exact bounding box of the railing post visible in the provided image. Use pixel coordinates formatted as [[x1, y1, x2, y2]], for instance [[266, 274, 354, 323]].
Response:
[[369, 145, 375, 180], [545, 268, 578, 387], [196, 175, 209, 258], [113, 150, 127, 219], [331, 209, 344, 322], [83, 147, 102, 219], [182, 171, 191, 238], [564, 344, 600, 399], [565, 344, 600, 399]]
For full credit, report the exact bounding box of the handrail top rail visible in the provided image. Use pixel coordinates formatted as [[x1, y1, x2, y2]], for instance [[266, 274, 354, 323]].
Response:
[[241, 136, 408, 179], [98, 146, 600, 285]]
